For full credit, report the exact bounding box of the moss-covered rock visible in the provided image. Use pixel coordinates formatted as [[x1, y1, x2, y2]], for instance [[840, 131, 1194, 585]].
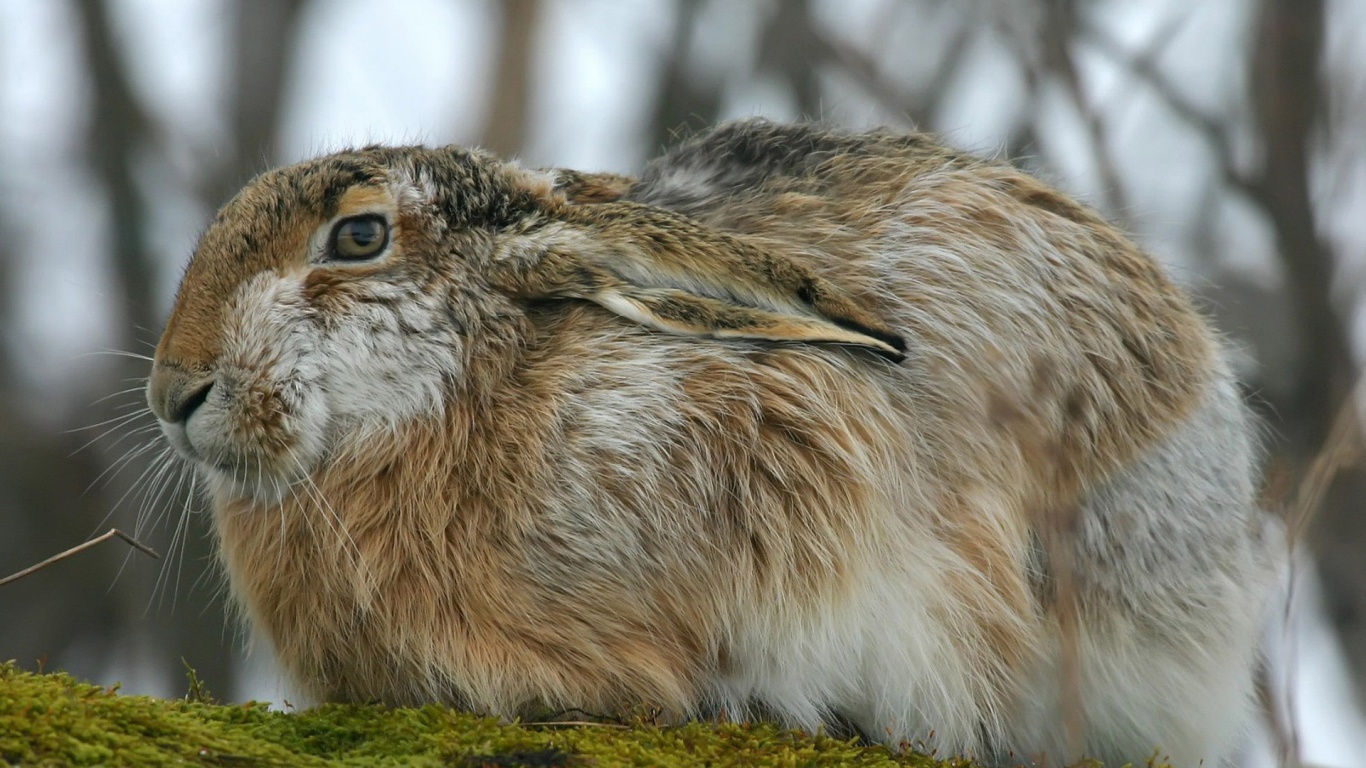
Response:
[[1, 662, 977, 767]]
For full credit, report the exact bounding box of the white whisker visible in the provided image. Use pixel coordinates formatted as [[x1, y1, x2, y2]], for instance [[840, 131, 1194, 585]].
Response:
[[103, 445, 177, 536], [85, 436, 165, 501], [155, 458, 196, 612], [106, 447, 176, 588], [75, 348, 156, 363], [289, 453, 367, 584], [70, 417, 159, 457], [82, 384, 154, 409], [135, 447, 181, 537]]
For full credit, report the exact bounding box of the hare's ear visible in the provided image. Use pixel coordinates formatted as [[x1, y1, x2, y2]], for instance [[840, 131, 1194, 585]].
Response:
[[489, 202, 907, 362], [551, 170, 636, 204]]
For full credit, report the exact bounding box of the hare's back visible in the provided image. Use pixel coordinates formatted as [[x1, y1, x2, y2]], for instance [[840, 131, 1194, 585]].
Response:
[[629, 118, 966, 220], [631, 119, 1218, 507]]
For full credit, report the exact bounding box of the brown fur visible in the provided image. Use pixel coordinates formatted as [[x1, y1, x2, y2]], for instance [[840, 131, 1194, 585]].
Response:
[[147, 121, 1252, 764]]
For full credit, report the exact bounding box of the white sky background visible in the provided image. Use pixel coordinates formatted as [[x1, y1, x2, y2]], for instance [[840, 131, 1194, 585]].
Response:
[[1, 0, 1364, 764]]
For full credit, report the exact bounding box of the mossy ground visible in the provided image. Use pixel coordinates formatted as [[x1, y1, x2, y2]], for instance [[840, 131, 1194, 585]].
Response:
[[0, 662, 976, 767]]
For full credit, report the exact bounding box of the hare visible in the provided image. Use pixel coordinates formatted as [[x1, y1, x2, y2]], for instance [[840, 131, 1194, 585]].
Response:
[[147, 119, 1281, 766]]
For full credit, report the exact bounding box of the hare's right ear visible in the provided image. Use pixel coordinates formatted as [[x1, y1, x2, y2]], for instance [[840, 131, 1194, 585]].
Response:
[[488, 201, 907, 362], [551, 170, 636, 204]]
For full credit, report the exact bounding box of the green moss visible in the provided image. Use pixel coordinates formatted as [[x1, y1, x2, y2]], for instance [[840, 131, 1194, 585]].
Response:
[[0, 661, 1132, 767]]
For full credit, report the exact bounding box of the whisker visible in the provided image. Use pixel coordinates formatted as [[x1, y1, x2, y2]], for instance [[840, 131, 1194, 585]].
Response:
[[233, 453, 245, 500], [272, 472, 288, 571], [144, 464, 180, 610], [179, 472, 220, 612], [179, 470, 204, 609], [162, 465, 196, 613], [290, 454, 366, 583], [148, 454, 194, 610], [75, 348, 156, 363], [162, 461, 207, 617], [70, 416, 158, 457], [134, 448, 180, 538], [111, 398, 157, 413], [102, 444, 177, 535], [84, 435, 165, 499], [68, 406, 153, 435], [140, 449, 182, 535], [91, 417, 160, 446], [107, 447, 176, 587], [128, 328, 162, 346], [82, 384, 153, 409]]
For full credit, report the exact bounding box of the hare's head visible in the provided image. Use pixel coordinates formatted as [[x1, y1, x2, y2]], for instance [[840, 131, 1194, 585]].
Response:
[[148, 145, 904, 504]]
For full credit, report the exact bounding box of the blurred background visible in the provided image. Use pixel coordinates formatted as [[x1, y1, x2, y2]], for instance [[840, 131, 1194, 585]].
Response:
[[0, 0, 1364, 764]]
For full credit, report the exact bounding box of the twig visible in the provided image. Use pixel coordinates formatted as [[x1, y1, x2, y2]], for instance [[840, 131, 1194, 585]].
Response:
[[523, 721, 630, 730], [1077, 20, 1262, 199], [1285, 378, 1364, 546], [1262, 379, 1366, 768], [986, 5, 1131, 223], [810, 18, 971, 129], [1091, 9, 1190, 118], [1040, 9, 1132, 221], [987, 358, 1086, 763], [0, 528, 160, 588]]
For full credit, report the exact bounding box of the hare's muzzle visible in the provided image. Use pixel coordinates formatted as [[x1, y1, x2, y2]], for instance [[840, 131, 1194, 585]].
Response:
[[150, 371, 213, 425], [147, 362, 215, 459]]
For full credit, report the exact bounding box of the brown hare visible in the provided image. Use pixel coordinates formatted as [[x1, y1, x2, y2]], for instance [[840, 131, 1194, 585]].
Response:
[[147, 119, 1281, 766]]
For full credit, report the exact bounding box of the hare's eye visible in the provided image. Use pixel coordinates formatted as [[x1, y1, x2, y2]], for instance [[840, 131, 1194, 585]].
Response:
[[329, 215, 389, 260]]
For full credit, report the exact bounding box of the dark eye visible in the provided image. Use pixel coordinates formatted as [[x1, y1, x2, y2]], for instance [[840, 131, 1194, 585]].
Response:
[[329, 215, 389, 260]]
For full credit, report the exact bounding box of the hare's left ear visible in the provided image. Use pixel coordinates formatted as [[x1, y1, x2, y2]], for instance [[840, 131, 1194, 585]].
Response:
[[552, 170, 636, 204], [488, 201, 906, 362]]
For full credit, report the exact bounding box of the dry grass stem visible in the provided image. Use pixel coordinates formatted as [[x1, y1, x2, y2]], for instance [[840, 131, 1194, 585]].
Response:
[[1261, 378, 1366, 768], [0, 528, 160, 589], [1284, 378, 1365, 546], [523, 721, 630, 730], [987, 357, 1086, 763]]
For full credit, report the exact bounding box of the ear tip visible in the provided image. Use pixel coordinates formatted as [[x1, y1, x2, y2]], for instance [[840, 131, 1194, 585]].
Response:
[[832, 320, 907, 363]]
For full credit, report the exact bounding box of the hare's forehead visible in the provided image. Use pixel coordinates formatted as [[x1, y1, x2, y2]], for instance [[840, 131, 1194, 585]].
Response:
[[193, 169, 408, 277]]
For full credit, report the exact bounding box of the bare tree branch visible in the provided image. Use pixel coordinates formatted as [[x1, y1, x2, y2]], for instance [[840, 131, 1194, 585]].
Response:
[[646, 0, 725, 152], [1082, 2, 1350, 435], [1033, 1, 1131, 219], [1078, 20, 1261, 200], [808, 18, 971, 130], [73, 0, 162, 347], [479, 0, 541, 158], [757, 0, 824, 118], [206, 0, 308, 205], [1248, 0, 1349, 442]]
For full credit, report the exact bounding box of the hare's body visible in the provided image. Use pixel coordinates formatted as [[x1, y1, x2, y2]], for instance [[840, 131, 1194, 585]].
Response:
[[151, 121, 1279, 766]]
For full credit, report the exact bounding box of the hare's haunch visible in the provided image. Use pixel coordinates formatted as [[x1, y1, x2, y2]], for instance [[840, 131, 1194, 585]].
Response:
[[148, 120, 1280, 767]]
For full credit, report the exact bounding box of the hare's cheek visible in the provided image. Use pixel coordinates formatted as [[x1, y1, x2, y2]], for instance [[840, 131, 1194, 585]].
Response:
[[317, 295, 462, 429]]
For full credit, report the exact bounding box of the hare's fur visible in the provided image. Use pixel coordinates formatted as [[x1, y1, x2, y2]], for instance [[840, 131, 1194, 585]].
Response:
[[150, 120, 1280, 766]]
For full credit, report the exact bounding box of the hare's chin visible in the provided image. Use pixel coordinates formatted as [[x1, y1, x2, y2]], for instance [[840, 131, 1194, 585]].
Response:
[[159, 419, 316, 504], [200, 459, 310, 506]]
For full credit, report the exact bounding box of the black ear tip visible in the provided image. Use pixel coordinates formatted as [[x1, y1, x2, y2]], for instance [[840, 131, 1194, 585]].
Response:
[[831, 319, 907, 363], [880, 346, 908, 364], [863, 329, 906, 362]]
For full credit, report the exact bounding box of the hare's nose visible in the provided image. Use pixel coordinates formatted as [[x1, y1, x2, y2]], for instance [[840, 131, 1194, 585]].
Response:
[[166, 380, 214, 424], [148, 364, 216, 425]]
